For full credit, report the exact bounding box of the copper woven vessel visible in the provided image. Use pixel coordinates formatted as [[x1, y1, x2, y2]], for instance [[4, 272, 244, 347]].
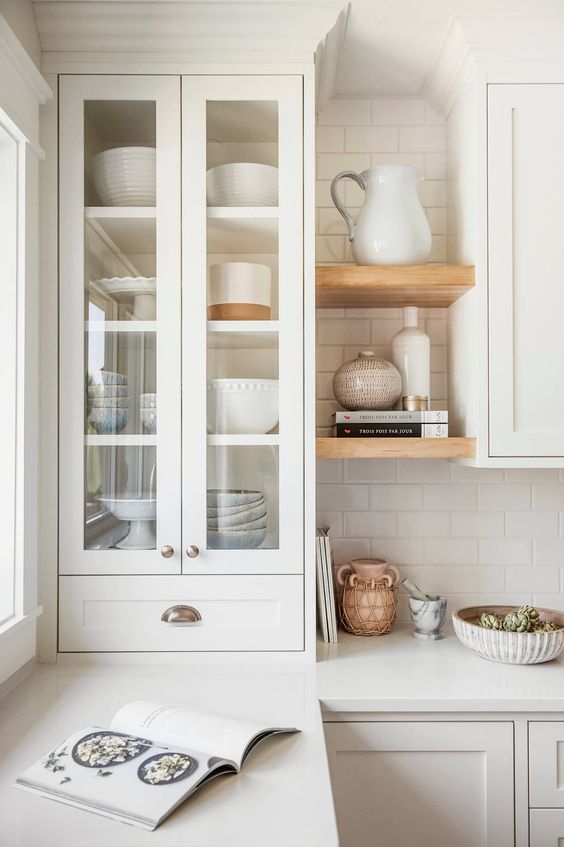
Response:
[[340, 576, 398, 636]]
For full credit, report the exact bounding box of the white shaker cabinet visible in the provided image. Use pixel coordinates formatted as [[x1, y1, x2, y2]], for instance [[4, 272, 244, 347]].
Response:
[[57, 72, 307, 652], [488, 85, 564, 458], [530, 810, 564, 845], [323, 721, 514, 847]]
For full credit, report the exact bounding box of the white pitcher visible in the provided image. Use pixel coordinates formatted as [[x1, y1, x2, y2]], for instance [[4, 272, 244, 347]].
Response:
[[330, 164, 432, 265]]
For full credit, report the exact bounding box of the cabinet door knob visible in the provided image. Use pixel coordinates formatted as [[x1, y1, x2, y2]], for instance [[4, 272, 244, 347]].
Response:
[[186, 545, 200, 558], [161, 605, 202, 625], [160, 545, 175, 558]]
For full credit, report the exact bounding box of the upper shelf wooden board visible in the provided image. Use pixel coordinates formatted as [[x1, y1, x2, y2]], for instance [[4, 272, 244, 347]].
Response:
[[317, 437, 476, 460], [316, 264, 475, 308]]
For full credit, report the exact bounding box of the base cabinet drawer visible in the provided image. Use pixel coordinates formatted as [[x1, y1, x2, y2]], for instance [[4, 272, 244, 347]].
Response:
[[59, 575, 303, 651], [324, 721, 514, 847], [530, 723, 564, 807], [530, 809, 564, 845]]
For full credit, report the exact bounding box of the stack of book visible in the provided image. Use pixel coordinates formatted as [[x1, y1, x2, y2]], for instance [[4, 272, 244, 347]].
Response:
[[316, 529, 337, 643], [331, 409, 448, 438]]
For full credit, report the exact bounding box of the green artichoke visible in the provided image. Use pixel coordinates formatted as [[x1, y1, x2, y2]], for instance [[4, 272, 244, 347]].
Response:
[[478, 612, 503, 630], [503, 611, 532, 633], [518, 605, 540, 622], [539, 620, 558, 632]]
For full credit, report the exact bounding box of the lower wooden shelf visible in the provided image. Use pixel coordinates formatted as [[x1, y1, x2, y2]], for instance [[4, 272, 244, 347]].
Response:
[[316, 437, 476, 460]]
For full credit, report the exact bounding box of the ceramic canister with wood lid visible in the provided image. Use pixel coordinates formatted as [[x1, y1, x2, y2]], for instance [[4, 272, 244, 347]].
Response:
[[208, 262, 272, 320]]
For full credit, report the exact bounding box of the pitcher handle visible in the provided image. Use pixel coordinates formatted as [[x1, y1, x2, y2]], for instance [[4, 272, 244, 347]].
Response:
[[336, 563, 353, 587], [330, 170, 366, 243]]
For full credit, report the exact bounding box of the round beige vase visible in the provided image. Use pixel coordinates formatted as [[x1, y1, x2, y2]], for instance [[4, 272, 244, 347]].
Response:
[[333, 351, 402, 411]]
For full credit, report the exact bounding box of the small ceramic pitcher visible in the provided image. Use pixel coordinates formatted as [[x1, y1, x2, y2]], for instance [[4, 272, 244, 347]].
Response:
[[336, 558, 400, 590]]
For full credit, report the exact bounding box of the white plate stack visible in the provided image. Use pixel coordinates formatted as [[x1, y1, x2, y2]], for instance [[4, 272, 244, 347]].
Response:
[[92, 146, 156, 206]]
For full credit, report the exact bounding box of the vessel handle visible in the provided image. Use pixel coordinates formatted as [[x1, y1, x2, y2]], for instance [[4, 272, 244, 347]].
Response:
[[336, 563, 353, 587], [330, 170, 366, 242]]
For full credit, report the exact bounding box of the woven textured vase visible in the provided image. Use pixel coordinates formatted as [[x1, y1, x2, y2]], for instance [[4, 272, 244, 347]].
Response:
[[340, 577, 398, 636], [333, 352, 402, 411]]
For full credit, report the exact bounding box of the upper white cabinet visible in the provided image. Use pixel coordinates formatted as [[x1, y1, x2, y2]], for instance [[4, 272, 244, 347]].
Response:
[[58, 73, 306, 651], [488, 85, 564, 458], [447, 67, 564, 466]]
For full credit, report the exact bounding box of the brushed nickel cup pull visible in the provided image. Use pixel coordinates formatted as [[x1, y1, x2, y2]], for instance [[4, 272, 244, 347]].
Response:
[[160, 545, 174, 558], [186, 545, 200, 558], [161, 605, 202, 625]]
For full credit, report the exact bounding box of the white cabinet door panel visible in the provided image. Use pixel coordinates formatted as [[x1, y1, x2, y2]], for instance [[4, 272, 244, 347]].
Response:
[[530, 722, 564, 808], [488, 84, 564, 457], [530, 810, 564, 846], [324, 721, 514, 847], [59, 574, 303, 651]]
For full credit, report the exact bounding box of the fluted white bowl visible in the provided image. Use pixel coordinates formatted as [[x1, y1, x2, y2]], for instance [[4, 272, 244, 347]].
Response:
[[207, 379, 278, 434], [206, 163, 278, 207], [453, 606, 564, 664]]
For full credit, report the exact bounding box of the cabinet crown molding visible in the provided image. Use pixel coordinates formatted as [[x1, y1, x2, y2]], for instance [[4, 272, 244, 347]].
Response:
[[424, 15, 564, 117], [33, 1, 347, 69], [0, 14, 52, 105]]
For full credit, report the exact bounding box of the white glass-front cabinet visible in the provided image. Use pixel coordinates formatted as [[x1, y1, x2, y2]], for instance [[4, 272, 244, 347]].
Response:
[[58, 74, 304, 652]]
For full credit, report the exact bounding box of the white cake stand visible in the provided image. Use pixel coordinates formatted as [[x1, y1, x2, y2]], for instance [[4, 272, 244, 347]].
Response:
[[98, 496, 157, 550]]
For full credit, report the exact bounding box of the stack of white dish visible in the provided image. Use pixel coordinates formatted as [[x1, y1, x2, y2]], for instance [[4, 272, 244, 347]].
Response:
[[208, 262, 271, 320], [206, 163, 278, 206], [87, 371, 129, 434], [207, 490, 267, 549], [140, 393, 157, 434], [207, 379, 279, 434], [92, 146, 156, 206]]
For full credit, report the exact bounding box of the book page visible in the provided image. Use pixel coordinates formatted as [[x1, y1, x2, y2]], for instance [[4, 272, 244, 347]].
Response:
[[111, 701, 275, 767]]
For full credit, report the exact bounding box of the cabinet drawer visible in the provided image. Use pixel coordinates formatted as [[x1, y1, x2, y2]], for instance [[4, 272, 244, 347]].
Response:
[[530, 809, 564, 845], [59, 575, 303, 652], [530, 722, 564, 808]]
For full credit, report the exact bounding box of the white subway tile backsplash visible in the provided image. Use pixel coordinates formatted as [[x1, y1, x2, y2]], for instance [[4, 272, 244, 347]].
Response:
[[423, 484, 477, 511], [397, 512, 450, 537], [370, 484, 423, 511], [505, 511, 559, 538], [399, 125, 446, 152], [450, 511, 505, 538], [315, 126, 345, 153], [314, 94, 564, 607], [344, 511, 397, 537], [425, 539, 478, 565], [478, 484, 531, 511], [345, 126, 398, 153], [371, 97, 425, 125], [479, 539, 532, 566], [318, 98, 371, 126], [506, 566, 560, 594]]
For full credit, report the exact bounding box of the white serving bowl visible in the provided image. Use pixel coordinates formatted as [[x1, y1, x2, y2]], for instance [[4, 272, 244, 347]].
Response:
[[207, 379, 279, 434], [207, 489, 264, 509], [206, 163, 278, 207], [453, 606, 564, 664], [207, 526, 267, 550], [207, 505, 267, 529], [97, 496, 157, 550], [92, 147, 156, 206], [100, 370, 128, 386]]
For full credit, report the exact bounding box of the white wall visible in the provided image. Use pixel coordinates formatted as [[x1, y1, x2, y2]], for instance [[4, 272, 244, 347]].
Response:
[[316, 96, 564, 620], [0, 0, 40, 69]]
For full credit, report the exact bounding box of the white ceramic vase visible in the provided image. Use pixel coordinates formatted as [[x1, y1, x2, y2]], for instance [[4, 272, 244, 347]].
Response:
[[331, 164, 432, 265], [391, 306, 430, 402], [333, 352, 402, 411]]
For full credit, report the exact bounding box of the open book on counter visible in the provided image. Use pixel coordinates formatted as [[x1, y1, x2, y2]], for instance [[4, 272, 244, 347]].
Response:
[[14, 700, 298, 831]]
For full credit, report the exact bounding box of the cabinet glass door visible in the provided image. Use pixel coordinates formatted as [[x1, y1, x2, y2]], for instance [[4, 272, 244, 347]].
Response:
[[182, 76, 303, 574], [59, 76, 181, 574]]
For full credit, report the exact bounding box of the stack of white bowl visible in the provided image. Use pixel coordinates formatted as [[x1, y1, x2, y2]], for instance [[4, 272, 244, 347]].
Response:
[[206, 163, 278, 207], [92, 146, 156, 206], [87, 371, 129, 434], [140, 393, 157, 434], [207, 490, 267, 549]]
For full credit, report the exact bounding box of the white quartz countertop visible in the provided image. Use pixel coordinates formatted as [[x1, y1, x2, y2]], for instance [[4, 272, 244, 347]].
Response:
[[317, 625, 564, 713], [0, 662, 338, 847]]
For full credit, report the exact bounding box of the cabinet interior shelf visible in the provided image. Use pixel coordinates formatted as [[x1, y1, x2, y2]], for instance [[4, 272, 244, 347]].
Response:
[[85, 321, 156, 333], [316, 437, 476, 459], [208, 434, 280, 446], [207, 207, 278, 252], [208, 321, 279, 348], [85, 207, 156, 257], [316, 264, 475, 308]]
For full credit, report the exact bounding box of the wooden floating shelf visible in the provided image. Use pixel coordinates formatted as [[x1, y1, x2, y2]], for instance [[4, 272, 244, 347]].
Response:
[[316, 437, 476, 460], [316, 264, 475, 308]]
